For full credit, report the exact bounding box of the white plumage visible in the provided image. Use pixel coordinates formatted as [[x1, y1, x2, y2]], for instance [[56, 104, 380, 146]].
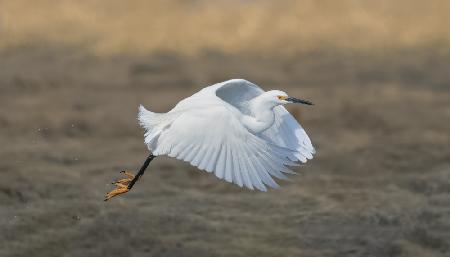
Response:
[[138, 79, 315, 191]]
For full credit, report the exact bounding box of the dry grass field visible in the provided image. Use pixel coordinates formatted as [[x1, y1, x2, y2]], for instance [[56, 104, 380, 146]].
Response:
[[2, 0, 450, 55], [1, 1, 450, 257]]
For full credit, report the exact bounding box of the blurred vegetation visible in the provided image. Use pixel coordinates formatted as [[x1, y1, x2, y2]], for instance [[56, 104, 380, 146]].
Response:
[[2, 0, 450, 56]]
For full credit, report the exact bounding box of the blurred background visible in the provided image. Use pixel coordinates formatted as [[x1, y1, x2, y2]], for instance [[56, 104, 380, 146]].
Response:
[[1, 1, 449, 256]]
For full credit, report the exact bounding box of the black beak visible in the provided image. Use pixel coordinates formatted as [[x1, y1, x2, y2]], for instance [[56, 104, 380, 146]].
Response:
[[286, 97, 313, 105]]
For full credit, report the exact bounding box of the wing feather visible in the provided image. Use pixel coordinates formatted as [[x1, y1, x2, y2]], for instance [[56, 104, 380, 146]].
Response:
[[191, 137, 207, 166], [261, 106, 315, 164], [197, 144, 212, 170], [231, 146, 243, 187], [205, 143, 220, 173], [185, 144, 200, 162], [214, 140, 227, 179], [153, 104, 298, 191], [234, 142, 252, 189], [175, 142, 194, 160]]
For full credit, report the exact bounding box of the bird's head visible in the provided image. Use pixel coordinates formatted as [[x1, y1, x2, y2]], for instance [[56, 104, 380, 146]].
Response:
[[265, 90, 313, 106]]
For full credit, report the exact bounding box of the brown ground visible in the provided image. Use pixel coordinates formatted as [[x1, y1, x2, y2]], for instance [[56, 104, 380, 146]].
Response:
[[1, 1, 450, 257], [1, 46, 449, 257]]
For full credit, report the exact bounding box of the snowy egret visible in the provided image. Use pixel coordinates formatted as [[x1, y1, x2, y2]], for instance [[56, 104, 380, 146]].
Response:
[[105, 79, 315, 201]]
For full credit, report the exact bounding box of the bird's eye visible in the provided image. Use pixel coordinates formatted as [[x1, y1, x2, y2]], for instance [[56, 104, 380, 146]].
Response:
[[278, 96, 287, 100]]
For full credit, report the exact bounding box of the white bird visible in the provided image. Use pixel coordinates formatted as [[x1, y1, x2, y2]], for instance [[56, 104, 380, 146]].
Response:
[[105, 79, 315, 200]]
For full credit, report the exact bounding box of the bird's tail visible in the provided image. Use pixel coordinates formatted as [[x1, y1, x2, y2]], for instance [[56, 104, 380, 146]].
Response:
[[138, 105, 164, 148], [138, 105, 158, 130], [138, 105, 181, 151]]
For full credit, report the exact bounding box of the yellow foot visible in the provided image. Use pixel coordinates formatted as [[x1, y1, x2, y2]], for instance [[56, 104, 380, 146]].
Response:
[[112, 170, 135, 186], [104, 170, 135, 201]]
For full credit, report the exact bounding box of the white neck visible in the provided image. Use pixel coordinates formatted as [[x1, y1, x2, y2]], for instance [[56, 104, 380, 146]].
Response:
[[241, 94, 277, 134]]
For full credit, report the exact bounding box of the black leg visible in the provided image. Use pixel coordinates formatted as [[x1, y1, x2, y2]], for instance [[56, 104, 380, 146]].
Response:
[[127, 153, 155, 190]]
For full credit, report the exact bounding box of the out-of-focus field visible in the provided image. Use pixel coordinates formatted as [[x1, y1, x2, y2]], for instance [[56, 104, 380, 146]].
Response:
[[2, 0, 450, 55], [1, 1, 450, 257]]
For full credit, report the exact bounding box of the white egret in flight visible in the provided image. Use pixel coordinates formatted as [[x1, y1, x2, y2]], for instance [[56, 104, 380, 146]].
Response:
[[105, 79, 315, 201]]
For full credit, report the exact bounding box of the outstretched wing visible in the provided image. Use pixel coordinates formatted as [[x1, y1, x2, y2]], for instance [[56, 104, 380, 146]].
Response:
[[261, 106, 315, 163], [215, 79, 264, 115], [152, 104, 298, 191]]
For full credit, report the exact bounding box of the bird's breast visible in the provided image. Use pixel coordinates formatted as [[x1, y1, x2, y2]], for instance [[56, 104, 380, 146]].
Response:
[[241, 111, 275, 134]]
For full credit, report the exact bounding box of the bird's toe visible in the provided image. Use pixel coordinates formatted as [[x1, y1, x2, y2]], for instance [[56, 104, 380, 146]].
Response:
[[104, 187, 130, 201]]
